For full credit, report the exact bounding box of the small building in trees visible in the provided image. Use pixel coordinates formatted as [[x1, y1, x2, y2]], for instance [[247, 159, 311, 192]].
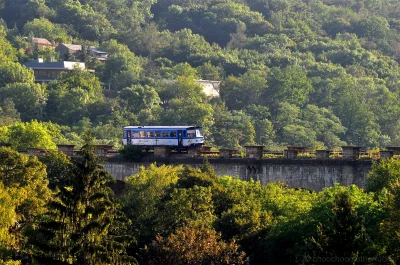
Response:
[[89, 47, 109, 61], [55, 43, 109, 62], [29, 37, 55, 49], [55, 43, 82, 59], [194, 79, 220, 97], [24, 59, 93, 82]]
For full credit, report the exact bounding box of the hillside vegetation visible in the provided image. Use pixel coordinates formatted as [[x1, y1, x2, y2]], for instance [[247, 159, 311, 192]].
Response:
[[1, 0, 400, 149]]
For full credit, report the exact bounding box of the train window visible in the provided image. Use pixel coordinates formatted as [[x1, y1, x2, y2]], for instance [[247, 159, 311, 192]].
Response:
[[196, 130, 203, 137], [127, 131, 131, 138], [170, 131, 176, 137], [148, 131, 154, 137], [123, 131, 127, 138], [183, 131, 187, 137], [139, 131, 146, 137], [132, 131, 139, 138], [187, 130, 195, 138], [162, 131, 169, 137], [155, 131, 161, 137]]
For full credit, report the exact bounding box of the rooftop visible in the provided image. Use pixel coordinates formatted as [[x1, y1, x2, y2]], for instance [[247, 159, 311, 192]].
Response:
[[61, 44, 82, 51], [32, 37, 53, 46], [24, 59, 86, 70], [90, 47, 109, 54]]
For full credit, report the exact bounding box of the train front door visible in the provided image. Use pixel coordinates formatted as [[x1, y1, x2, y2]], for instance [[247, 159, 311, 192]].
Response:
[[127, 130, 131, 145], [178, 130, 183, 147]]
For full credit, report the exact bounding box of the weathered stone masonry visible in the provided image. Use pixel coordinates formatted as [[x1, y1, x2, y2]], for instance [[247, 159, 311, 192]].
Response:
[[103, 157, 372, 191]]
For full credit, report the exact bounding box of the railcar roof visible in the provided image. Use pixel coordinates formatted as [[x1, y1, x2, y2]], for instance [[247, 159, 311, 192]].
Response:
[[123, 126, 201, 129]]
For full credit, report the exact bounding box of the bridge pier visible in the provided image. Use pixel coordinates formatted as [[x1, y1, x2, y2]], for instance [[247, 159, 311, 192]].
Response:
[[154, 146, 171, 158]]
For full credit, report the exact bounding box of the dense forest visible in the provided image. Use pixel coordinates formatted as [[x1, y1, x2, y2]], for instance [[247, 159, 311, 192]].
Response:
[[1, 144, 400, 264], [2, 0, 400, 150]]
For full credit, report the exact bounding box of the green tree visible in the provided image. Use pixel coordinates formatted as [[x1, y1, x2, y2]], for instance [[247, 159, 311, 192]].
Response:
[[264, 65, 313, 108], [245, 104, 275, 145], [118, 85, 161, 114], [307, 192, 369, 264], [141, 224, 247, 265], [0, 26, 17, 61], [58, 68, 103, 101], [379, 181, 400, 263], [0, 82, 45, 121], [31, 146, 135, 264], [211, 104, 255, 148], [197, 61, 223, 80], [221, 71, 267, 110], [0, 183, 18, 264], [155, 185, 216, 236], [281, 124, 317, 147], [301, 105, 346, 148], [0, 99, 20, 127], [0, 61, 34, 87], [1, 121, 60, 150], [23, 17, 69, 42], [39, 151, 73, 189], [161, 99, 214, 135], [227, 21, 247, 49], [32, 43, 39, 60], [64, 48, 72, 61], [0, 148, 51, 262], [122, 164, 181, 246], [366, 159, 400, 193], [101, 40, 143, 90]]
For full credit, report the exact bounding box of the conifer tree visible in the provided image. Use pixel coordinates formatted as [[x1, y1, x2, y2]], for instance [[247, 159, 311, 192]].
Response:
[[30, 133, 136, 264], [307, 192, 369, 264], [33, 43, 39, 60], [200, 155, 214, 175], [64, 49, 72, 61]]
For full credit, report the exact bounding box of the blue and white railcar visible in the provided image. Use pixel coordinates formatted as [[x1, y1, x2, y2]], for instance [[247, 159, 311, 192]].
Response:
[[122, 126, 204, 149]]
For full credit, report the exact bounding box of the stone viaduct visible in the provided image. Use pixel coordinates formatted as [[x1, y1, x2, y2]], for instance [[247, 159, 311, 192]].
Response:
[[24, 144, 397, 191], [103, 156, 372, 191], [100, 145, 391, 191]]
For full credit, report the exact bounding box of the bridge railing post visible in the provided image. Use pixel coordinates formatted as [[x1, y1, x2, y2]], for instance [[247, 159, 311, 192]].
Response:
[[244, 146, 264, 159], [284, 149, 298, 159], [342, 146, 361, 160], [316, 150, 330, 160], [219, 149, 234, 158], [57, 144, 75, 156]]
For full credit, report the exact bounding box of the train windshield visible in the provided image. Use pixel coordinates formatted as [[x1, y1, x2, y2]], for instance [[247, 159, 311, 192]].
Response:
[[196, 129, 203, 137]]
